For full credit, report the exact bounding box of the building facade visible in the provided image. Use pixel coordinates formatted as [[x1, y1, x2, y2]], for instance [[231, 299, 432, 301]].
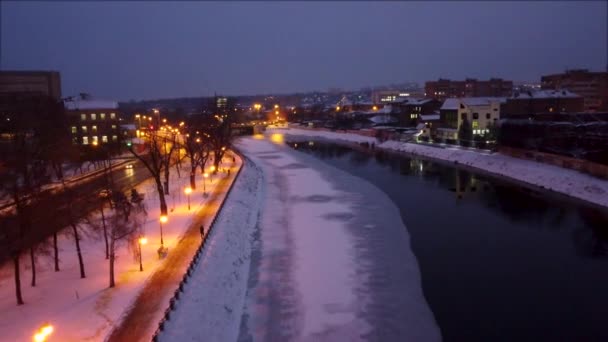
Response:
[[437, 98, 503, 140], [392, 98, 441, 126], [372, 90, 424, 104], [0, 71, 62, 100], [425, 78, 513, 100], [502, 90, 584, 118], [64, 96, 121, 146], [541, 69, 608, 112]]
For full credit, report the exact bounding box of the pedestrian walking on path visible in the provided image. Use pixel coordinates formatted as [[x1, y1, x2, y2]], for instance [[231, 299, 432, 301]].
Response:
[[200, 224, 205, 239]]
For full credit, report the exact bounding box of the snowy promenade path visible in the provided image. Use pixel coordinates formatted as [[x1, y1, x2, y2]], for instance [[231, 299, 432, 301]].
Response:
[[106, 153, 242, 342]]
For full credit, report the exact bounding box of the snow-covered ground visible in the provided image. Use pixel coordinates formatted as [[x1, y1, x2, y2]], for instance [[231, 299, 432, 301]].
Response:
[[158, 159, 263, 342], [0, 161, 226, 342], [160, 135, 441, 341], [279, 127, 608, 208]]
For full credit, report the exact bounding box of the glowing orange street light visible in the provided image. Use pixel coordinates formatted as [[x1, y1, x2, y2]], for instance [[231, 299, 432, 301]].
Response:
[[184, 187, 192, 210], [159, 215, 168, 246], [138, 237, 147, 271], [33, 323, 53, 342], [274, 104, 279, 109], [336, 106, 340, 111], [372, 105, 378, 111]]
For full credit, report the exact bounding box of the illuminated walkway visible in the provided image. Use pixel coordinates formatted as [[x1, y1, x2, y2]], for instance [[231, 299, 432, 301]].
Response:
[[106, 153, 242, 342]]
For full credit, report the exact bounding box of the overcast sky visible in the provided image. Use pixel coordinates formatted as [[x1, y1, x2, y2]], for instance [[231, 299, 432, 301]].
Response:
[[1, 1, 606, 101]]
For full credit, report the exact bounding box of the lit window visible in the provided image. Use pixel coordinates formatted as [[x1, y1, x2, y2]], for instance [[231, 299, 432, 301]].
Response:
[[110, 113, 116, 119], [100, 113, 106, 120], [92, 125, 97, 133], [472, 121, 479, 129], [81, 126, 88, 133], [91, 113, 97, 120], [71, 126, 77, 134], [112, 135, 118, 142], [83, 136, 89, 145], [80, 114, 86, 121], [112, 125, 117, 130], [92, 136, 98, 144], [102, 135, 108, 143]]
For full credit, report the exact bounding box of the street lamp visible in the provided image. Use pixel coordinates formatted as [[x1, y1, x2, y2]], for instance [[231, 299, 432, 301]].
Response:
[[159, 215, 168, 246], [33, 323, 54, 342], [184, 187, 192, 210], [203, 172, 209, 194], [138, 237, 147, 271]]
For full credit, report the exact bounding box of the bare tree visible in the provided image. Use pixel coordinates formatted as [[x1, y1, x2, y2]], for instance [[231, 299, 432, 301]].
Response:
[[107, 190, 147, 288], [181, 128, 211, 190], [128, 131, 169, 216], [0, 96, 64, 304], [161, 131, 178, 195]]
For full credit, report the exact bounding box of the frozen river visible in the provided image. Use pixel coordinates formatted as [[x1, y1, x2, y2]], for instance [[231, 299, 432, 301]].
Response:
[[286, 137, 608, 341]]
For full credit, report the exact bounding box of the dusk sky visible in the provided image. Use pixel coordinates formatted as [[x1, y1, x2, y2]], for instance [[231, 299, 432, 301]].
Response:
[[2, 1, 606, 101]]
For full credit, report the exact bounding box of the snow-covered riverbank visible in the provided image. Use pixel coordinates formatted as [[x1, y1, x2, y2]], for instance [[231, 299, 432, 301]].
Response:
[[278, 127, 608, 208], [158, 160, 263, 342]]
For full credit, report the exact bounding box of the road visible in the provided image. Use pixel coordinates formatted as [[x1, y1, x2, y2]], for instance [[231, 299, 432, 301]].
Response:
[[106, 153, 242, 342], [0, 158, 152, 263]]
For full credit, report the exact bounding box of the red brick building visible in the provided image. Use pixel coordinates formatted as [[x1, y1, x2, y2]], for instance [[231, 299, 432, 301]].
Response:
[[425, 78, 513, 100], [502, 90, 584, 118], [541, 69, 608, 112]]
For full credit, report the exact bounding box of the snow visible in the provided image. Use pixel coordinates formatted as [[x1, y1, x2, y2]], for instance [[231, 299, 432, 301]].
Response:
[[420, 114, 440, 121], [64, 99, 119, 110], [277, 127, 608, 208], [0, 159, 231, 341], [441, 97, 506, 110], [146, 133, 442, 340], [158, 159, 263, 342], [512, 89, 580, 99], [234, 135, 439, 341]]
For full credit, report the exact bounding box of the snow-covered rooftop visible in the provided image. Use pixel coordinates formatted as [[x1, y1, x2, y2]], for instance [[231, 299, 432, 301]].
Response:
[[510, 89, 581, 99], [441, 97, 506, 110], [65, 98, 119, 110], [369, 115, 398, 124], [420, 114, 440, 121]]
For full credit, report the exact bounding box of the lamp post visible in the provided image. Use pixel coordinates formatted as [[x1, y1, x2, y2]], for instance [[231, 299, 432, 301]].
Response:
[[138, 237, 147, 271], [184, 187, 192, 210], [159, 215, 167, 246], [203, 172, 208, 194]]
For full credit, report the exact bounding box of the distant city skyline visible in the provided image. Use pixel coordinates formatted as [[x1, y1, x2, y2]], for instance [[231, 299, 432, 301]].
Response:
[[1, 1, 606, 101]]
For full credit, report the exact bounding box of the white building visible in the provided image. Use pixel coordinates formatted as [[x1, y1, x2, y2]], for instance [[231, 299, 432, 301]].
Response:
[[436, 97, 504, 140]]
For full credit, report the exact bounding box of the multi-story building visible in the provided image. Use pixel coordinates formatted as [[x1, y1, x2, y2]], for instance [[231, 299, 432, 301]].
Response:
[[392, 98, 442, 126], [436, 97, 504, 140], [0, 70, 62, 100], [64, 95, 121, 146], [372, 90, 424, 104], [541, 69, 608, 112], [0, 71, 63, 139], [502, 89, 584, 118], [425, 78, 513, 100]]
